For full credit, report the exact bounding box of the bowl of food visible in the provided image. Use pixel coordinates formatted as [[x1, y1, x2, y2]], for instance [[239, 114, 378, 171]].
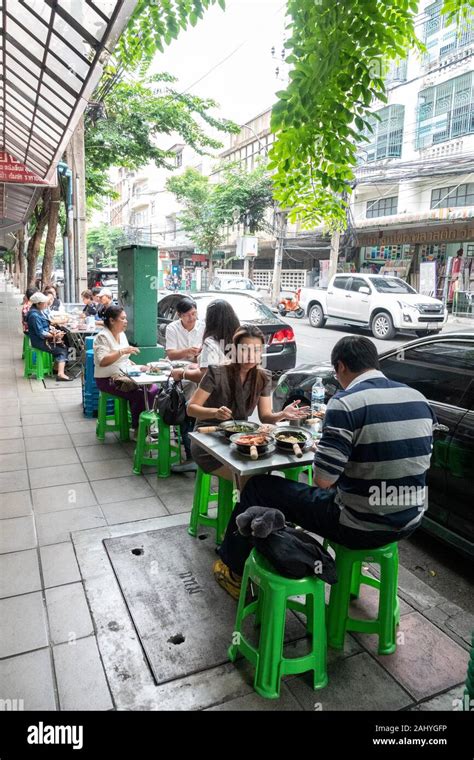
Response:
[[219, 420, 261, 439], [229, 432, 274, 460], [274, 427, 312, 458]]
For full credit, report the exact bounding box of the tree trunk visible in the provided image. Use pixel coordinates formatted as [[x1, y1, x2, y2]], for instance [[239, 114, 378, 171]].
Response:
[[17, 226, 25, 274], [26, 190, 50, 287], [207, 248, 214, 280], [41, 183, 61, 286]]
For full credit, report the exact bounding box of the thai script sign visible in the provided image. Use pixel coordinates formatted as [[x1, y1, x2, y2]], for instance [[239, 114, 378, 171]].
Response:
[[0, 152, 48, 185]]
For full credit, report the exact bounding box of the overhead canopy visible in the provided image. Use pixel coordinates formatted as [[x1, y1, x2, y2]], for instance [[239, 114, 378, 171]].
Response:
[[0, 0, 136, 246]]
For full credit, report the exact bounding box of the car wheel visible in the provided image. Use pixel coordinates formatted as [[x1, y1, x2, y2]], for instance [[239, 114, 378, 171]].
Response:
[[371, 311, 396, 340], [309, 304, 326, 328]]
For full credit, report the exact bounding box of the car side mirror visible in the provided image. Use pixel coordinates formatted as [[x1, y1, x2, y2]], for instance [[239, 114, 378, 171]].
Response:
[[359, 286, 370, 295]]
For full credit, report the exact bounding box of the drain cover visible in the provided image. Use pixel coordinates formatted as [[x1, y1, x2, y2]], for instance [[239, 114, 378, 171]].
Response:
[[104, 525, 306, 684]]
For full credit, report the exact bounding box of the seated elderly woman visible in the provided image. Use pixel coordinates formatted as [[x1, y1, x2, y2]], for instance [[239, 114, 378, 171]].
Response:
[[93, 305, 158, 433], [26, 292, 71, 381], [21, 287, 37, 334]]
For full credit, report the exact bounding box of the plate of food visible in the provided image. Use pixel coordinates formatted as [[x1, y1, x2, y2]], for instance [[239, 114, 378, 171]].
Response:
[[273, 427, 313, 458], [198, 420, 260, 439], [229, 432, 275, 460], [147, 361, 171, 374]]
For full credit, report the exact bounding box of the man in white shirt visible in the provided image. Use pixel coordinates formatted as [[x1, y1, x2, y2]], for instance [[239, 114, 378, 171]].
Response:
[[165, 297, 205, 472], [165, 297, 204, 361]]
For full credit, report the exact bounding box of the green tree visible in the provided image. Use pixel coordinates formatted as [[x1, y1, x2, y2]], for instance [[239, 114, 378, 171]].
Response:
[[85, 73, 238, 205], [167, 168, 223, 277], [269, 0, 473, 229], [166, 163, 274, 275], [213, 163, 274, 233], [87, 224, 128, 267], [116, 0, 226, 69]]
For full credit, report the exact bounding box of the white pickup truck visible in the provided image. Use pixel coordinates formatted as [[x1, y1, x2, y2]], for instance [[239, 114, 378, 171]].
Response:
[[299, 274, 448, 340]]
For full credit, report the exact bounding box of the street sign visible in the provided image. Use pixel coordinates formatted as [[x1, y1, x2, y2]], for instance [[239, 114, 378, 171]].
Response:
[[0, 151, 49, 185]]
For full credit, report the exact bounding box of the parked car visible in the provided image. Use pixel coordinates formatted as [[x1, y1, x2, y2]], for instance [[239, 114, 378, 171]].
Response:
[[299, 274, 448, 340], [87, 268, 118, 297], [157, 291, 296, 374], [210, 276, 272, 306], [273, 332, 474, 559]]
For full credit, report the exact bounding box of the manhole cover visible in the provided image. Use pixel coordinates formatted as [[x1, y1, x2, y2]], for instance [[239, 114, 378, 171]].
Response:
[[104, 525, 306, 684]]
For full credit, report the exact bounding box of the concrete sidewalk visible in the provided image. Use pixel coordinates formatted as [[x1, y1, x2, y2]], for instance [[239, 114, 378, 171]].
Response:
[[0, 278, 471, 711]]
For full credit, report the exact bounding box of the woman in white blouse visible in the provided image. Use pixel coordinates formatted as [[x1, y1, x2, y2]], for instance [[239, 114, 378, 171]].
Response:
[[94, 305, 157, 430], [171, 299, 240, 385]]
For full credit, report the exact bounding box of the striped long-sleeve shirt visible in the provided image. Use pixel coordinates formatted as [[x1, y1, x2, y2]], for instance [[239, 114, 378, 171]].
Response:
[[313, 370, 436, 533]]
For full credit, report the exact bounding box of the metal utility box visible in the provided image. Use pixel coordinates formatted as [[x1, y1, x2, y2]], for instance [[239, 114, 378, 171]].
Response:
[[117, 244, 164, 362]]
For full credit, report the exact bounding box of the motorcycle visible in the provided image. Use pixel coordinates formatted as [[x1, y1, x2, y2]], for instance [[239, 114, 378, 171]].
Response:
[[277, 288, 305, 319]]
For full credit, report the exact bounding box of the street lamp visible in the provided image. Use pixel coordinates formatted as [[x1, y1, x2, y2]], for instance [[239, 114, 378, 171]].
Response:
[[244, 124, 268, 155]]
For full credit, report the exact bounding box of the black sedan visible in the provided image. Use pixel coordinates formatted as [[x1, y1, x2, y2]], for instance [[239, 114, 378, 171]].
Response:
[[273, 331, 474, 560], [157, 291, 297, 374]]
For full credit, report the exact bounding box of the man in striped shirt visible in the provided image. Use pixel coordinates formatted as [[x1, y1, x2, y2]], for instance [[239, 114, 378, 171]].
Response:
[[215, 336, 436, 598]]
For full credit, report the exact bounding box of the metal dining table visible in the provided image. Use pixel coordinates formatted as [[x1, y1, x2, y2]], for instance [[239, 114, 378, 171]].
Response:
[[123, 371, 170, 410], [189, 429, 316, 478]]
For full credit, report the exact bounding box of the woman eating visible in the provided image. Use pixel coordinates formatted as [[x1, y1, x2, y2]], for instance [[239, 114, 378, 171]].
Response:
[[188, 325, 309, 481], [93, 305, 157, 433], [171, 298, 240, 385]]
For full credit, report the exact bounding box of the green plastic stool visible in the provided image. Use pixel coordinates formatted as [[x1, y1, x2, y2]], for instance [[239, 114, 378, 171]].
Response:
[[96, 392, 130, 442], [229, 549, 328, 699], [325, 541, 400, 655], [283, 465, 313, 485], [23, 339, 54, 380], [188, 467, 236, 544], [132, 410, 181, 478]]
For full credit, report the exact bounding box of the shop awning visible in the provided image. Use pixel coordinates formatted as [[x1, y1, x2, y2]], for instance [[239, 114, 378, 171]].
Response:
[[0, 0, 137, 245]]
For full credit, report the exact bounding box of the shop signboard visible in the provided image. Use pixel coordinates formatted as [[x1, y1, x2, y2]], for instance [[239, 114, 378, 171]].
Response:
[[358, 223, 474, 248], [419, 261, 437, 296], [0, 151, 49, 185]]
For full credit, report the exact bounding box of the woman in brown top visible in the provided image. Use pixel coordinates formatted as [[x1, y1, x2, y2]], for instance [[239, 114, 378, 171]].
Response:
[[188, 325, 309, 482]]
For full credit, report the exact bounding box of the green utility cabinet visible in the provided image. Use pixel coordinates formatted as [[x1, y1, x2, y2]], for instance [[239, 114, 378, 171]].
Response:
[[117, 244, 164, 363]]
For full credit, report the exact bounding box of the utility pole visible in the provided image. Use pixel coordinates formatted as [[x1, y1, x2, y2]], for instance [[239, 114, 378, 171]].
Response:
[[328, 229, 341, 280], [271, 209, 287, 306]]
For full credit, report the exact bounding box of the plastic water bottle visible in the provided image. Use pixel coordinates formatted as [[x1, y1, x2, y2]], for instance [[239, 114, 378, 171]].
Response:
[[311, 376, 325, 413]]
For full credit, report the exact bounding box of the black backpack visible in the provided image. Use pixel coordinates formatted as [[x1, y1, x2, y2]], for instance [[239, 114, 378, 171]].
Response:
[[154, 378, 187, 425]]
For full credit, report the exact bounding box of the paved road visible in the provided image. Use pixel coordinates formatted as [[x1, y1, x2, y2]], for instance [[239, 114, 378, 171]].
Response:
[[286, 314, 470, 367], [280, 314, 474, 613]]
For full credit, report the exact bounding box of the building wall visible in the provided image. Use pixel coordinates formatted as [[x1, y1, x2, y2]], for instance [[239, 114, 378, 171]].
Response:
[[350, 0, 474, 298]]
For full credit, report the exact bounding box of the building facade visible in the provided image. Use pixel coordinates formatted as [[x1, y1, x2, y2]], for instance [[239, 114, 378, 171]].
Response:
[[219, 109, 331, 290], [351, 0, 474, 308]]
